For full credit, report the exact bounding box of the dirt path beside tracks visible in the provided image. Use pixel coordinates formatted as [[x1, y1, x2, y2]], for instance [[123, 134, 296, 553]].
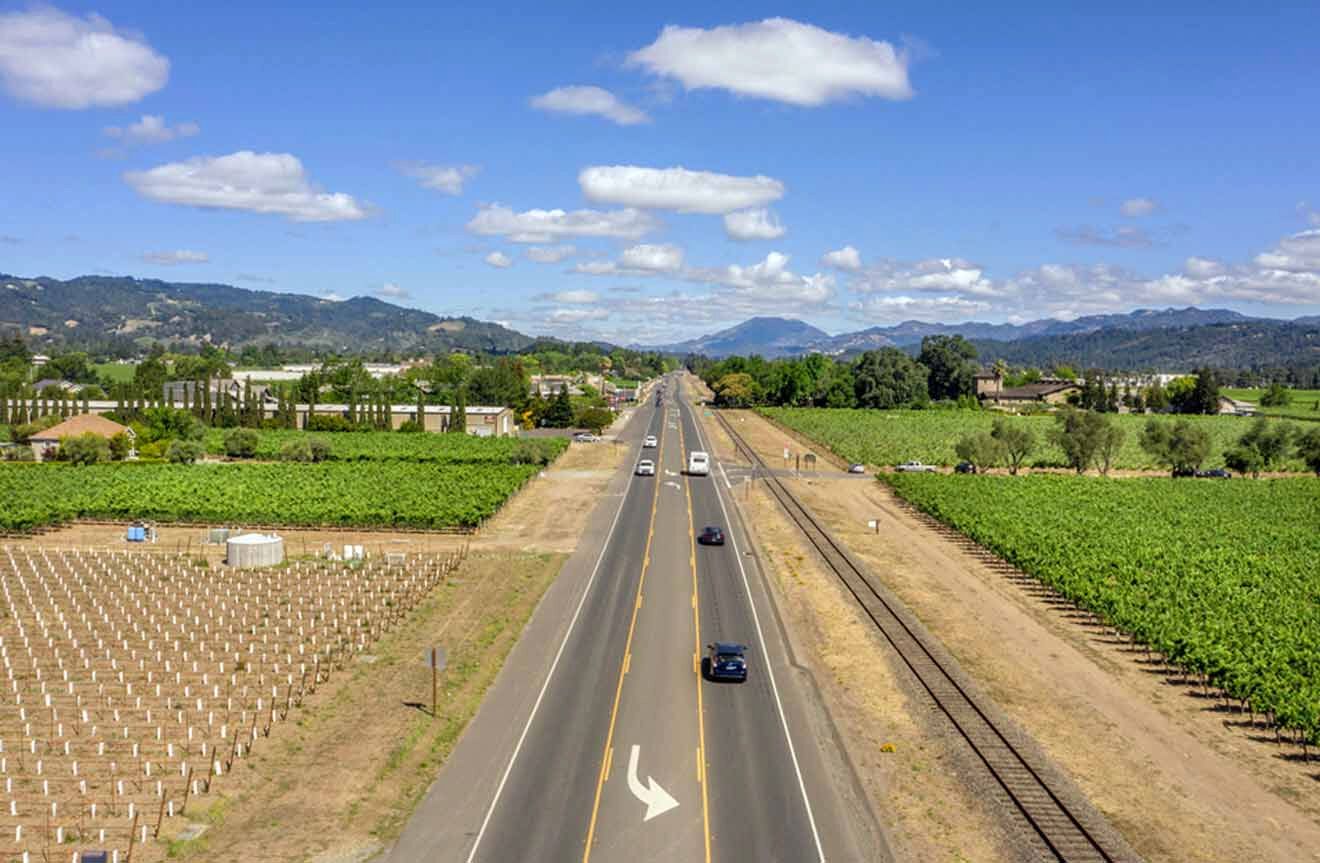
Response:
[[713, 401, 1320, 863]]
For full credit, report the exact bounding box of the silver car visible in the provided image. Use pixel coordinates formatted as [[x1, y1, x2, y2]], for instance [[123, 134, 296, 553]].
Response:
[[643, 435, 658, 448], [636, 459, 656, 476]]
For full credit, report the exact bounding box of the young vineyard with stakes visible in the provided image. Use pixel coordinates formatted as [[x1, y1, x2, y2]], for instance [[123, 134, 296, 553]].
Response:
[[883, 474, 1320, 749], [0, 546, 464, 861]]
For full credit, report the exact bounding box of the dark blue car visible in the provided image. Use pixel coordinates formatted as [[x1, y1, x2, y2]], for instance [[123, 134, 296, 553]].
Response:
[[706, 642, 748, 682]]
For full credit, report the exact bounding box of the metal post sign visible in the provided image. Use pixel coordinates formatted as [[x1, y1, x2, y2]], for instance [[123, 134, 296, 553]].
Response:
[[423, 647, 447, 671]]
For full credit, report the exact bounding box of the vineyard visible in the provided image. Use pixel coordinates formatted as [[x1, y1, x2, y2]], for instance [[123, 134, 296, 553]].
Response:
[[0, 462, 543, 532], [883, 473, 1320, 745], [201, 430, 567, 464], [1221, 388, 1320, 421], [0, 545, 464, 861], [761, 407, 1308, 471]]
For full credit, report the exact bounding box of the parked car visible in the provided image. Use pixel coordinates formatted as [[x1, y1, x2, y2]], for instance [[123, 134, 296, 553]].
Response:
[[1196, 468, 1232, 479], [643, 435, 658, 448], [895, 461, 937, 473], [954, 461, 977, 474], [847, 463, 866, 474], [572, 432, 599, 443], [705, 642, 748, 682], [1172, 466, 1196, 478], [687, 451, 710, 476], [697, 526, 725, 546], [636, 459, 656, 476]]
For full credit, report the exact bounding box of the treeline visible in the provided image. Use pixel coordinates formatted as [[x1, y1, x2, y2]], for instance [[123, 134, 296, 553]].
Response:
[[690, 336, 982, 409]]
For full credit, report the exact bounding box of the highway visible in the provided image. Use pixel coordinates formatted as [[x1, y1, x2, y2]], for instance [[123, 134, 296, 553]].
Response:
[[383, 373, 872, 863]]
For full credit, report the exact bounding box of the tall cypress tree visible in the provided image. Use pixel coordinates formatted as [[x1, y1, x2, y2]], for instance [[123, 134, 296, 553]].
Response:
[[449, 389, 467, 434]]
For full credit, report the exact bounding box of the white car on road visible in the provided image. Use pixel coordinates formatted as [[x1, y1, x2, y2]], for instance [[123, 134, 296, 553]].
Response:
[[643, 435, 658, 448], [636, 459, 656, 476], [687, 451, 710, 476], [894, 460, 937, 473]]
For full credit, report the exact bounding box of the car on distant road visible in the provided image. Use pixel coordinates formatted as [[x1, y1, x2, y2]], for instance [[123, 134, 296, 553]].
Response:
[[954, 461, 976, 474], [848, 463, 866, 474], [895, 460, 937, 473], [636, 459, 656, 476], [643, 435, 658, 448], [705, 642, 748, 682], [1196, 468, 1232, 479], [572, 432, 599, 443], [697, 526, 725, 546], [687, 451, 710, 476]]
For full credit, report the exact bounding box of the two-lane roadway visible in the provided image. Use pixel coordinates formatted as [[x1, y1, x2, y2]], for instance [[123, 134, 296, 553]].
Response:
[[383, 373, 875, 863]]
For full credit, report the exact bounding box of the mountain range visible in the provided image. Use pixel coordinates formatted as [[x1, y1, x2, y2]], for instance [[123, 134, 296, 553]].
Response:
[[0, 274, 534, 354]]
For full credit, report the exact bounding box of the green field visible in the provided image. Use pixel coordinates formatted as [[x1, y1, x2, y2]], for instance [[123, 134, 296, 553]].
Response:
[[0, 461, 541, 531], [884, 473, 1320, 741], [91, 362, 136, 384], [202, 429, 566, 464], [1222, 388, 1320, 421], [761, 407, 1308, 471]]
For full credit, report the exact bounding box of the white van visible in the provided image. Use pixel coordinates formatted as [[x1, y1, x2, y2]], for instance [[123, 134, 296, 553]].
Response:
[[687, 451, 710, 476]]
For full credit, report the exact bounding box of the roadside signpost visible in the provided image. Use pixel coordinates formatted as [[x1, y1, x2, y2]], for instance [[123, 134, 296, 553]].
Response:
[[424, 647, 447, 717]]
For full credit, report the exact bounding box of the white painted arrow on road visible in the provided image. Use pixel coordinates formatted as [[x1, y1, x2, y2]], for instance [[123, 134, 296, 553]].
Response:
[[626, 745, 679, 822]]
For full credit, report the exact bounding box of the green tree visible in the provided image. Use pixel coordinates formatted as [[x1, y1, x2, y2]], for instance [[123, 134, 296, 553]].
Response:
[[1139, 418, 1212, 475], [108, 431, 132, 461], [133, 347, 169, 397], [918, 335, 978, 401], [1049, 409, 1123, 474], [954, 431, 1005, 471], [990, 417, 1036, 475], [1224, 418, 1296, 477], [575, 406, 614, 435], [543, 385, 575, 428], [1295, 426, 1320, 476], [449, 388, 467, 434], [1171, 368, 1220, 414], [223, 428, 259, 458], [1259, 383, 1293, 407], [852, 349, 929, 409], [712, 373, 760, 408], [59, 433, 109, 465], [166, 439, 204, 464]]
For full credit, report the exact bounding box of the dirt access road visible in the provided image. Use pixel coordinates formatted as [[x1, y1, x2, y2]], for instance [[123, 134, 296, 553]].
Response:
[[703, 398, 1320, 863]]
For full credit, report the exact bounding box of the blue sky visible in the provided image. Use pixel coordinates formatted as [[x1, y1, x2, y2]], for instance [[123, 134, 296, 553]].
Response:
[[1, 2, 1319, 343]]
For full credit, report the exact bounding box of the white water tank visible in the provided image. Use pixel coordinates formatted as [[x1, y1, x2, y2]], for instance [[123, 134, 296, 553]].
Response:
[[226, 533, 284, 568]]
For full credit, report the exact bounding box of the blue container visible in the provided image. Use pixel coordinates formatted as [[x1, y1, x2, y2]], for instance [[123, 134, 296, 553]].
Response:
[[127, 526, 145, 542]]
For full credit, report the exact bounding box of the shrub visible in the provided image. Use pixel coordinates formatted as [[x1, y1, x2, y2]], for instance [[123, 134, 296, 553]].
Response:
[[166, 439, 204, 465], [108, 432, 132, 461], [280, 439, 313, 462], [397, 419, 424, 433], [60, 433, 109, 466], [223, 428, 260, 458], [306, 415, 357, 433], [308, 437, 331, 463], [511, 439, 555, 466]]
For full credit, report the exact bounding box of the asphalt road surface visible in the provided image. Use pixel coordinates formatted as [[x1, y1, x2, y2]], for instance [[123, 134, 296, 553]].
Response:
[[382, 373, 872, 863]]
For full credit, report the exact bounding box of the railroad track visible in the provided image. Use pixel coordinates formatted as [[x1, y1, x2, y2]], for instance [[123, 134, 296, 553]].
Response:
[[714, 411, 1124, 863]]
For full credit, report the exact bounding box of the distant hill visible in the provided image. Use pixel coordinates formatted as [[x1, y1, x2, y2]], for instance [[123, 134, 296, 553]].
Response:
[[644, 308, 1295, 360], [0, 274, 536, 353], [970, 321, 1320, 371], [653, 316, 830, 358]]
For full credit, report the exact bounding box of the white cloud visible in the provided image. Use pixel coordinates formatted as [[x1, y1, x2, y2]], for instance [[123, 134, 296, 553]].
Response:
[[550, 307, 610, 323], [853, 257, 1001, 297], [850, 294, 991, 322], [525, 244, 576, 263], [466, 203, 658, 243], [550, 290, 599, 304], [1120, 197, 1159, 217], [0, 7, 169, 108], [104, 114, 199, 144], [578, 165, 783, 214], [1253, 228, 1320, 273], [627, 18, 912, 107], [572, 243, 685, 277], [125, 151, 369, 222], [398, 162, 479, 195], [1184, 257, 1225, 279], [1295, 202, 1320, 227], [530, 85, 649, 125], [1057, 224, 1153, 248], [484, 251, 512, 268], [821, 245, 862, 272], [723, 208, 785, 240], [376, 282, 409, 299], [686, 251, 834, 304], [141, 249, 208, 265]]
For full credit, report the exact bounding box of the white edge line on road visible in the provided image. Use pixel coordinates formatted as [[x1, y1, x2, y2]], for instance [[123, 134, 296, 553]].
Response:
[[464, 398, 655, 863], [686, 397, 827, 863], [718, 460, 733, 490]]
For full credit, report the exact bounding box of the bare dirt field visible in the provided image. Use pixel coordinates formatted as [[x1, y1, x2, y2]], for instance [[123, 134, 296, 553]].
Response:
[[716, 401, 1320, 863]]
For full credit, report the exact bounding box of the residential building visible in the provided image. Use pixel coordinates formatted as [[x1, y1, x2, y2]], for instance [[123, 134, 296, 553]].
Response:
[[29, 414, 134, 461]]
